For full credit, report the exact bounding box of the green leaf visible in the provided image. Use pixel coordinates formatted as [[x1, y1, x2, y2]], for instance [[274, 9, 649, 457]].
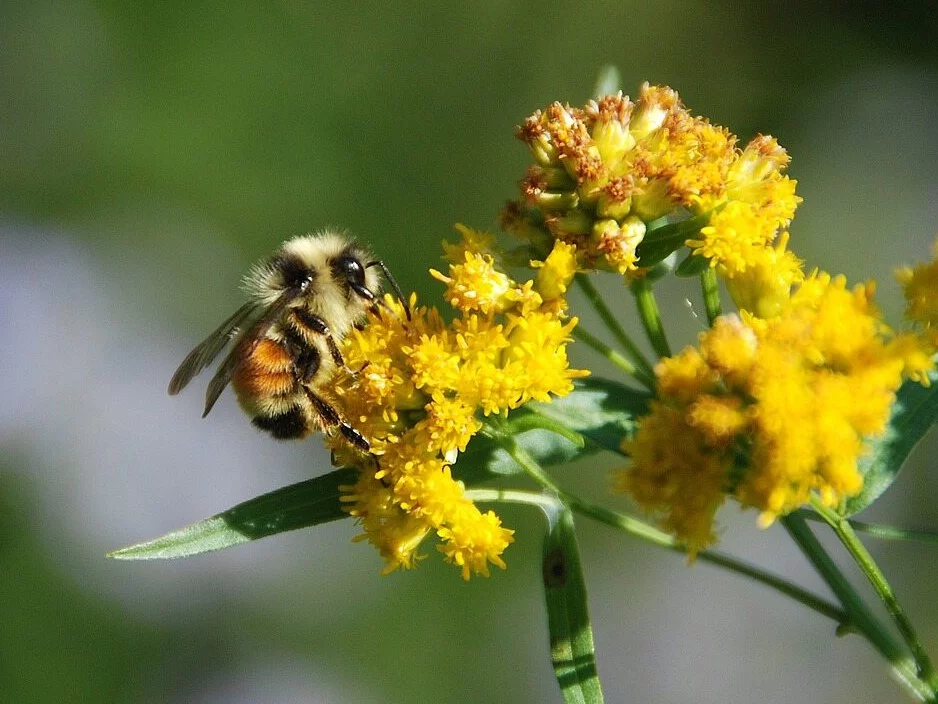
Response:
[[642, 252, 678, 283], [674, 252, 710, 277], [454, 423, 586, 486], [635, 210, 711, 268], [543, 507, 605, 704], [453, 377, 649, 486], [845, 373, 938, 516], [110, 378, 650, 561], [109, 467, 358, 560], [529, 376, 649, 454]]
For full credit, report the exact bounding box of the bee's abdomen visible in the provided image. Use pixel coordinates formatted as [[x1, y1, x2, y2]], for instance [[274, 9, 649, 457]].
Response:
[[252, 408, 310, 439], [233, 338, 296, 399], [231, 335, 321, 441]]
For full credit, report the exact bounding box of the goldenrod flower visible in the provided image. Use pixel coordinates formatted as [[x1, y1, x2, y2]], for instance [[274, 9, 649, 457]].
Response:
[[330, 227, 587, 578], [617, 273, 932, 553], [431, 251, 512, 315], [532, 240, 578, 301], [414, 392, 482, 461], [897, 237, 938, 353], [616, 400, 729, 550], [722, 232, 804, 318], [442, 223, 498, 264], [506, 84, 799, 288]]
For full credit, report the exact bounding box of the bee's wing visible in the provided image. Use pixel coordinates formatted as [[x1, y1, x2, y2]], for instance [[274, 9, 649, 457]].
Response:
[[168, 301, 260, 395], [201, 290, 297, 418]]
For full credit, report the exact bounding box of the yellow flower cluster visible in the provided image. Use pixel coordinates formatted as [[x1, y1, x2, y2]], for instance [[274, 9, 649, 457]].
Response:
[[617, 272, 932, 553], [331, 228, 587, 578], [897, 237, 938, 353], [505, 83, 802, 316]]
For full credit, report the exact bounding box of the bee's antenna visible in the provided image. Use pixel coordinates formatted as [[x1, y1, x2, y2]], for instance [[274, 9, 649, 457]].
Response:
[[366, 260, 411, 320]]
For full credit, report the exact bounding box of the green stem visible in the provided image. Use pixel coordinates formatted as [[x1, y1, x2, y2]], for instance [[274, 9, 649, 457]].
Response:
[[575, 274, 656, 381], [794, 509, 938, 543], [811, 499, 938, 690], [631, 278, 672, 358], [700, 267, 721, 326], [501, 413, 586, 449], [783, 513, 935, 702], [466, 488, 562, 514], [494, 434, 847, 626], [572, 327, 655, 390]]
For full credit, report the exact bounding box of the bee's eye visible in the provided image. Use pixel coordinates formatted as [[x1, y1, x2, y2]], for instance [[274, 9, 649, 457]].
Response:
[[279, 256, 313, 290], [335, 255, 365, 286]]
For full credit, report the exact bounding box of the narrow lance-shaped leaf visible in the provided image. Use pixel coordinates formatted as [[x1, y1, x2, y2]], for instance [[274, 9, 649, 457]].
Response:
[[846, 372, 938, 516], [109, 467, 358, 560], [112, 377, 649, 561], [542, 507, 605, 704], [674, 252, 710, 277], [634, 210, 712, 268]]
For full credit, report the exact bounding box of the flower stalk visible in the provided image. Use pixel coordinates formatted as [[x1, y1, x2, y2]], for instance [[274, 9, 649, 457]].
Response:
[[631, 277, 671, 358], [488, 424, 851, 628], [811, 498, 938, 690], [700, 267, 722, 325], [571, 326, 648, 382], [574, 273, 656, 386], [783, 513, 936, 702]]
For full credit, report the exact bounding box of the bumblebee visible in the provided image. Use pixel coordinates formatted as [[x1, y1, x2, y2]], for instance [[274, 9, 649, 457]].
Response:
[[168, 230, 405, 450]]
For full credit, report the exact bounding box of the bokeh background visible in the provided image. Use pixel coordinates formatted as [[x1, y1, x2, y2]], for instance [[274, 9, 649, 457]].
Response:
[[2, 2, 937, 702]]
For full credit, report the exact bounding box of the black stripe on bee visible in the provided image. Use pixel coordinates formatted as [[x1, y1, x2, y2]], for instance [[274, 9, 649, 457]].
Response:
[[252, 407, 308, 439]]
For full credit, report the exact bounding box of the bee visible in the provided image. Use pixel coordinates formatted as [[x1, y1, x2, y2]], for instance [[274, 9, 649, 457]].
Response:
[[168, 230, 406, 451]]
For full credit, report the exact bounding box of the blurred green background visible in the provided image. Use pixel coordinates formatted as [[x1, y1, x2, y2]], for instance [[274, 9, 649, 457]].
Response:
[[2, 2, 937, 702]]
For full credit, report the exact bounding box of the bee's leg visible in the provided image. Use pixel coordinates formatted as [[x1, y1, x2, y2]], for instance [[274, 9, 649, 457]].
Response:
[[352, 284, 387, 321], [325, 335, 344, 368], [282, 330, 321, 385], [294, 347, 321, 384], [293, 309, 345, 367], [338, 422, 370, 454], [303, 387, 370, 453]]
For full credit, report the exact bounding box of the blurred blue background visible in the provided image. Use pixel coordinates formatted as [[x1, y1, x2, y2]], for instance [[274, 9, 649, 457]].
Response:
[[2, 2, 937, 702]]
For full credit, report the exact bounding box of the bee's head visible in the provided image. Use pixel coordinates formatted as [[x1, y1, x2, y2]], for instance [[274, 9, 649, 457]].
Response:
[[258, 232, 380, 327]]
